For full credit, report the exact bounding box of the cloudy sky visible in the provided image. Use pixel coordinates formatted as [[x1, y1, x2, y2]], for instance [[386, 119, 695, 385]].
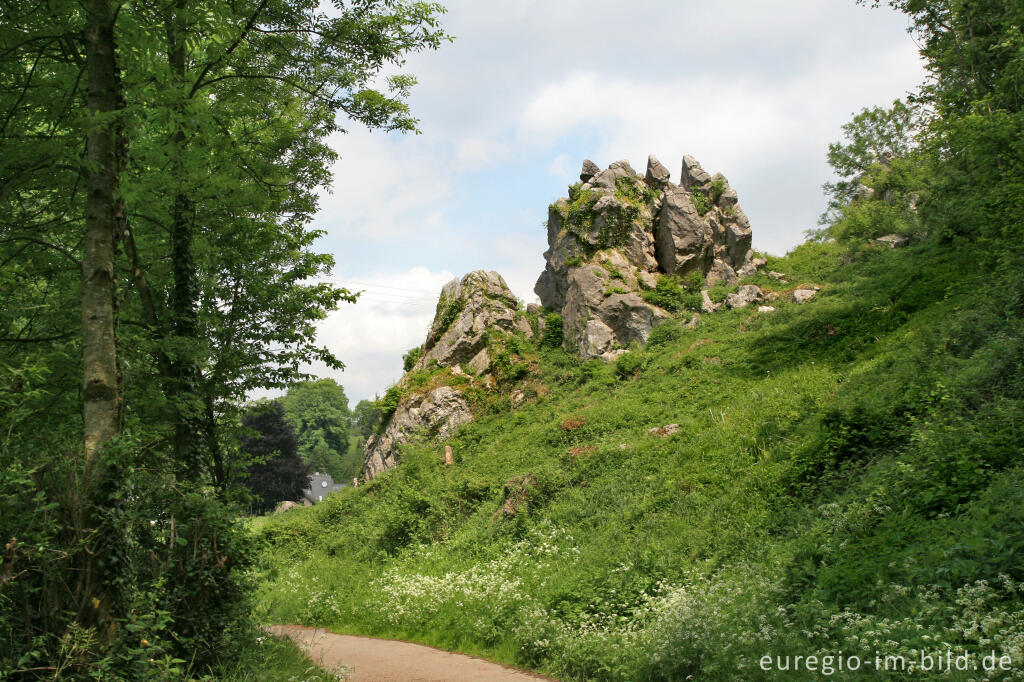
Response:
[[306, 0, 926, 404]]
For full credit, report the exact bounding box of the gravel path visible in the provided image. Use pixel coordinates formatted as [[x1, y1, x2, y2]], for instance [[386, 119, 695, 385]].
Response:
[[266, 625, 555, 682]]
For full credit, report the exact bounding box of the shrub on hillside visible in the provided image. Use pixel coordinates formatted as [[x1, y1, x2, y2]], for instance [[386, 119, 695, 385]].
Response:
[[402, 346, 424, 372], [641, 275, 702, 312], [541, 312, 564, 349]]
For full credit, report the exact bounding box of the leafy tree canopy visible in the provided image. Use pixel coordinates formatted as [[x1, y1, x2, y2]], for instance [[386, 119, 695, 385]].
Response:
[[281, 379, 352, 478]]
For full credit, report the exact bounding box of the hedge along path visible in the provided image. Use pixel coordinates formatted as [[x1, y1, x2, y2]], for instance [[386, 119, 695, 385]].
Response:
[[266, 625, 556, 682]]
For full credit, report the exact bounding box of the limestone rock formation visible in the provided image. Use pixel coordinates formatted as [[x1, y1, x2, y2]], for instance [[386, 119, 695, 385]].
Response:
[[361, 270, 531, 480], [535, 154, 758, 358], [415, 270, 522, 374], [362, 386, 473, 480]]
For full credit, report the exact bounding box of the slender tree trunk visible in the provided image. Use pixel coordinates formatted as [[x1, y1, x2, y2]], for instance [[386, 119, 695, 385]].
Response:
[[78, 0, 121, 634], [166, 2, 203, 477], [82, 0, 121, 459]]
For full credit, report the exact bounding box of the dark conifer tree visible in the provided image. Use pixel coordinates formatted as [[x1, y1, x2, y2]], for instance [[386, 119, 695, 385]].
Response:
[[240, 402, 309, 514]]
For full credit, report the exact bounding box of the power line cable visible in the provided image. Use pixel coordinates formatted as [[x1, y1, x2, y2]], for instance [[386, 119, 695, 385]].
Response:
[[354, 290, 437, 303], [338, 279, 443, 295]]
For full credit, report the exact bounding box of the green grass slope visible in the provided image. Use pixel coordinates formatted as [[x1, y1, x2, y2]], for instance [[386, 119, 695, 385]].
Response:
[[253, 240, 1024, 680]]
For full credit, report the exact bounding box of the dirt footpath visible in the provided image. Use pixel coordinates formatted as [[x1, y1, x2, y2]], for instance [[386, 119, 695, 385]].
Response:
[[266, 624, 555, 682]]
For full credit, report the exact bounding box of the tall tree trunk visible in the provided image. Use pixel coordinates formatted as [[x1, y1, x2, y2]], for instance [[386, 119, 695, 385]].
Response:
[[166, 3, 203, 477], [78, 0, 121, 634], [82, 0, 121, 460]]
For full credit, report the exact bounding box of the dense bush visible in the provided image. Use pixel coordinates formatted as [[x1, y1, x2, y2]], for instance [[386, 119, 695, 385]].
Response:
[[640, 274, 702, 312], [403, 346, 424, 372], [541, 312, 564, 349]]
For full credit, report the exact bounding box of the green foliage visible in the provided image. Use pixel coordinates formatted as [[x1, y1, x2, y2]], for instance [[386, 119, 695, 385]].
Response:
[[403, 346, 424, 372], [681, 271, 705, 293], [280, 380, 353, 480], [492, 350, 531, 384], [640, 274, 702, 312], [646, 319, 684, 349], [218, 632, 346, 681], [707, 282, 735, 304], [374, 385, 407, 426], [0, 446, 258, 679], [540, 313, 564, 349], [690, 188, 712, 216], [828, 198, 919, 243], [709, 177, 727, 204], [556, 177, 650, 252], [821, 99, 919, 211], [352, 399, 382, 440], [240, 402, 310, 514], [433, 294, 465, 339], [613, 351, 647, 379], [561, 184, 600, 235], [0, 0, 449, 675]]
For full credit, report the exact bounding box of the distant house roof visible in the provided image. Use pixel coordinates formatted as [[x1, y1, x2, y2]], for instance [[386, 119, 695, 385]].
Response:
[[302, 471, 346, 504]]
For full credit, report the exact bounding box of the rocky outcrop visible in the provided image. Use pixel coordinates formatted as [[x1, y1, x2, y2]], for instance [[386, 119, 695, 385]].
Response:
[[415, 270, 525, 374], [362, 386, 473, 480], [791, 288, 819, 304], [361, 270, 534, 480], [725, 284, 764, 309], [535, 155, 758, 358]]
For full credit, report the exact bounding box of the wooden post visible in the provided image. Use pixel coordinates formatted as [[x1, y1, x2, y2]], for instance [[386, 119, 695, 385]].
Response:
[[444, 445, 453, 466]]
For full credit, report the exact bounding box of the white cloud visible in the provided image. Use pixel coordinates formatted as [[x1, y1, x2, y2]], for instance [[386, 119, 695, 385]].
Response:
[[513, 39, 923, 254], [455, 137, 512, 169], [310, 266, 455, 402], [489, 231, 547, 304], [315, 130, 455, 241], [547, 153, 573, 182]]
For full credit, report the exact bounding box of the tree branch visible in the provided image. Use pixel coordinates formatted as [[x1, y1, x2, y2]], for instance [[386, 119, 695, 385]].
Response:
[[0, 237, 81, 267], [187, 0, 270, 99]]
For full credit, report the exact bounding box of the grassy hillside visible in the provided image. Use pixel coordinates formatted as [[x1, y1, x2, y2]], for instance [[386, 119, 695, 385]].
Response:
[[253, 239, 1024, 680]]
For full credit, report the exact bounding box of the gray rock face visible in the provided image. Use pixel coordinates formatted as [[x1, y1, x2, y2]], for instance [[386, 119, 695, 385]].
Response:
[[417, 270, 519, 373], [680, 155, 712, 190], [791, 288, 819, 304], [645, 154, 671, 187], [534, 155, 758, 358], [706, 258, 739, 286], [725, 284, 764, 309], [362, 386, 472, 480], [701, 290, 721, 313], [361, 270, 534, 480], [580, 159, 600, 182], [655, 186, 713, 275]]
